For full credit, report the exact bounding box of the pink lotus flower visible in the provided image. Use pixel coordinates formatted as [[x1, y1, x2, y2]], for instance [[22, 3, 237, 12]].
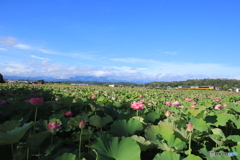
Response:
[[130, 101, 144, 110], [192, 102, 197, 105], [55, 98, 60, 101], [178, 105, 185, 109], [185, 98, 192, 102], [190, 106, 196, 109], [29, 97, 44, 106], [187, 122, 194, 131], [172, 101, 180, 106], [165, 102, 171, 105], [65, 111, 73, 117], [214, 104, 223, 110], [140, 99, 145, 103], [79, 120, 85, 129], [139, 95, 144, 98], [148, 103, 152, 106], [91, 96, 96, 99], [46, 121, 61, 130], [165, 110, 172, 117]]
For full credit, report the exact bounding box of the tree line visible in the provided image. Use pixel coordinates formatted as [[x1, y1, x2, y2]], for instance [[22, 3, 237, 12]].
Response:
[[144, 78, 240, 90]]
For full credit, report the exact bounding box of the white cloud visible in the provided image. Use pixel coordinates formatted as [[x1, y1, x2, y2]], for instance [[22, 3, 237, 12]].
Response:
[[14, 43, 32, 50], [1, 59, 240, 83], [30, 55, 51, 61], [155, 49, 178, 55], [0, 47, 6, 51]]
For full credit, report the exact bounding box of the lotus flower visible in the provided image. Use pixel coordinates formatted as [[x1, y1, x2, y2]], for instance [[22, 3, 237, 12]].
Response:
[[46, 121, 61, 130], [165, 102, 171, 105], [79, 120, 86, 129], [185, 98, 192, 102], [139, 95, 144, 98], [178, 105, 184, 109], [165, 110, 172, 117], [214, 104, 223, 110], [190, 106, 196, 109], [130, 101, 144, 110], [29, 97, 44, 106], [172, 101, 180, 106], [187, 122, 194, 131], [192, 102, 197, 105], [65, 111, 73, 117]]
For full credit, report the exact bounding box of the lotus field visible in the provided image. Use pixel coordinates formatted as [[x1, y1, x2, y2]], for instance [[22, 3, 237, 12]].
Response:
[[1, 84, 240, 160]]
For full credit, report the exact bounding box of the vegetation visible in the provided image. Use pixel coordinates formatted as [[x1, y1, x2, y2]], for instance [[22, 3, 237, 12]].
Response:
[[145, 78, 240, 89], [0, 83, 240, 159]]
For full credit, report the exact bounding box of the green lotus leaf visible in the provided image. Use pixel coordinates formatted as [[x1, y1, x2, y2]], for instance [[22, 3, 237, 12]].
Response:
[[153, 151, 181, 160], [231, 145, 240, 160], [228, 103, 240, 113], [227, 135, 240, 143], [159, 118, 189, 142], [96, 96, 108, 104], [145, 124, 186, 151], [0, 122, 34, 145], [92, 135, 141, 160], [145, 112, 159, 122], [145, 124, 173, 144], [27, 131, 51, 148], [113, 102, 121, 107], [0, 119, 22, 131], [131, 135, 154, 151], [187, 108, 204, 117], [215, 114, 234, 126], [200, 145, 231, 160], [54, 153, 76, 160], [211, 128, 226, 140], [183, 154, 203, 160], [89, 115, 113, 128], [190, 116, 209, 132], [67, 115, 87, 129], [231, 118, 240, 129], [110, 118, 143, 136]]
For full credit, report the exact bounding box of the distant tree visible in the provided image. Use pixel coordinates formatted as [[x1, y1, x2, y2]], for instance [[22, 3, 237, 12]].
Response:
[[0, 74, 5, 83], [37, 80, 45, 84], [222, 84, 229, 91]]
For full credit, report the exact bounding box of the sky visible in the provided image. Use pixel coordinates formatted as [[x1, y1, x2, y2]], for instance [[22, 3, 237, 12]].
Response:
[[1, 0, 240, 83]]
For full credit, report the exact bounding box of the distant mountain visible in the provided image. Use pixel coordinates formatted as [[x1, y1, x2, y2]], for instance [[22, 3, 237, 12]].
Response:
[[3, 75, 147, 84]]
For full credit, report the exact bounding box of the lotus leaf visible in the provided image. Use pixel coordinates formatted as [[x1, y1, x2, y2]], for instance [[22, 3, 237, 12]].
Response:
[[92, 135, 141, 160]]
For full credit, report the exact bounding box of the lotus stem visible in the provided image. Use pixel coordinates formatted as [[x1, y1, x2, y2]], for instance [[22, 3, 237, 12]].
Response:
[[92, 149, 98, 160], [188, 132, 192, 155], [27, 130, 32, 160], [11, 144, 14, 158], [27, 147, 29, 160], [79, 128, 83, 158], [34, 106, 38, 134], [34, 106, 38, 124], [136, 110, 139, 120]]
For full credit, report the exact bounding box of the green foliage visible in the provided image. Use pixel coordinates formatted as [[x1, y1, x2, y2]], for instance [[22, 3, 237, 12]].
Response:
[[1, 83, 240, 159], [92, 135, 141, 160]]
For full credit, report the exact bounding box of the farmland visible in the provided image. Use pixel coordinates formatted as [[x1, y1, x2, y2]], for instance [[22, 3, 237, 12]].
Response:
[[1, 83, 240, 160]]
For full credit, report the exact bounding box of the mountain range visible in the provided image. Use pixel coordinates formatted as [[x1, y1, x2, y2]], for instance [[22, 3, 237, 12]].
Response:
[[3, 75, 148, 84]]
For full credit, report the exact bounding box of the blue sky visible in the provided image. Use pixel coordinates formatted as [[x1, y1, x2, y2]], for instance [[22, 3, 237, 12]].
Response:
[[1, 0, 240, 83]]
